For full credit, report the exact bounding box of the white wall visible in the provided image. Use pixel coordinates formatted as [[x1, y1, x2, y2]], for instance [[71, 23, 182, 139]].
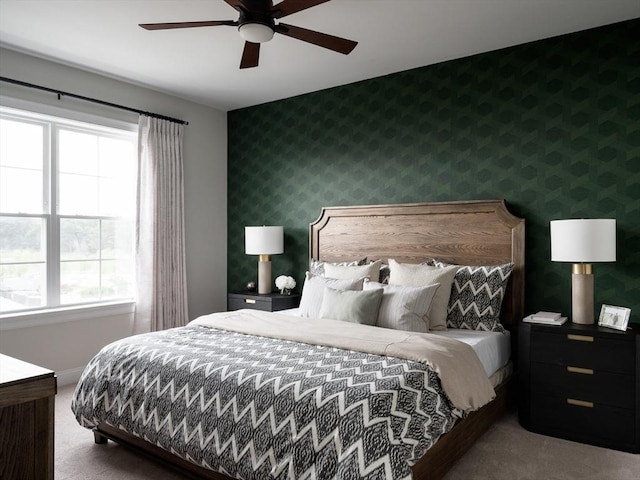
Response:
[[0, 47, 227, 384]]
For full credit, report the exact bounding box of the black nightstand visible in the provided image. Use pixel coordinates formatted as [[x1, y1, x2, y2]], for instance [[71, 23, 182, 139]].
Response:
[[227, 292, 300, 312], [518, 322, 639, 453]]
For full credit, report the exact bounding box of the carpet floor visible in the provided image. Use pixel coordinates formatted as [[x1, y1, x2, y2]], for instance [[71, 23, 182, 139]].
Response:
[[56, 383, 639, 479]]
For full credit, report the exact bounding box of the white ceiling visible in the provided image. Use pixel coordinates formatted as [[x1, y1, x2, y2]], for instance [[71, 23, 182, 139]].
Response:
[[1, 0, 639, 111]]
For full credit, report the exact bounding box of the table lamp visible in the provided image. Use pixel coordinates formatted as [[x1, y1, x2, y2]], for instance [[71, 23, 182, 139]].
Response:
[[550, 219, 616, 324], [245, 226, 284, 294]]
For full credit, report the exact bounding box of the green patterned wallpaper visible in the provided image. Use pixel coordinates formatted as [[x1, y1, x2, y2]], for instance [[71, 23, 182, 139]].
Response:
[[228, 19, 640, 323]]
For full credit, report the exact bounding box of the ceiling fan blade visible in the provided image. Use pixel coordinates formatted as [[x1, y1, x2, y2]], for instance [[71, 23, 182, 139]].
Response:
[[272, 0, 331, 19], [277, 23, 357, 55], [223, 0, 246, 12], [240, 42, 260, 69], [139, 20, 237, 30]]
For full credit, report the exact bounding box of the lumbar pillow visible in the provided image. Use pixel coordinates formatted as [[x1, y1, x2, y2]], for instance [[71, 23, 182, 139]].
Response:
[[387, 259, 458, 331], [319, 286, 383, 325], [298, 272, 364, 319], [324, 260, 382, 281], [431, 260, 514, 332], [364, 280, 440, 332]]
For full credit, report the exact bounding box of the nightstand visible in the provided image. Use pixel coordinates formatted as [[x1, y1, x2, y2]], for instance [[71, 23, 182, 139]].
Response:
[[227, 292, 300, 312], [518, 322, 639, 453]]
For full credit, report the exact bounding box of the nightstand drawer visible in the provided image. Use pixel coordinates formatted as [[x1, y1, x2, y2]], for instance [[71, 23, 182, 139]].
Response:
[[227, 292, 301, 312], [228, 295, 272, 311], [531, 393, 636, 445], [531, 363, 635, 409], [531, 331, 634, 374]]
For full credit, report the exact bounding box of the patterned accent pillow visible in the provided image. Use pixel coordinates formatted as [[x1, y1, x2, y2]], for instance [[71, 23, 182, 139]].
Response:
[[363, 280, 439, 332], [298, 272, 365, 319], [378, 263, 390, 284], [432, 260, 514, 333], [309, 257, 367, 276]]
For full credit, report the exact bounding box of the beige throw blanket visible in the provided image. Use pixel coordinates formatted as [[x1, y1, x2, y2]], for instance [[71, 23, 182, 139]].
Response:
[[190, 309, 495, 413]]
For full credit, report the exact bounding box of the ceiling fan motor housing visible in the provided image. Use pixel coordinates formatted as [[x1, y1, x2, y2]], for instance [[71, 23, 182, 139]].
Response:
[[237, 9, 275, 43]]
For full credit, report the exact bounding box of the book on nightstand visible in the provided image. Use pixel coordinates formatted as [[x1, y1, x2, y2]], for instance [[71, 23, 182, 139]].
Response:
[[523, 311, 567, 325]]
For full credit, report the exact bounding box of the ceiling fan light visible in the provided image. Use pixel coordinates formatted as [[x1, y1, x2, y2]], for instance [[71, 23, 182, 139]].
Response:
[[238, 22, 274, 43]]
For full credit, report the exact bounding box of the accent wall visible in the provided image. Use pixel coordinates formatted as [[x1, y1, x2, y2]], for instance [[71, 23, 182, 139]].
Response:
[[228, 19, 640, 323]]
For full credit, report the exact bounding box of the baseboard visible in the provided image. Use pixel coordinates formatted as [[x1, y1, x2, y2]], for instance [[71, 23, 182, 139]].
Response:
[[56, 366, 85, 387]]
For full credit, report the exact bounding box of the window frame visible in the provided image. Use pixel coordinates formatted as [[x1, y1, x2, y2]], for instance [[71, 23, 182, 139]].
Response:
[[0, 96, 137, 322]]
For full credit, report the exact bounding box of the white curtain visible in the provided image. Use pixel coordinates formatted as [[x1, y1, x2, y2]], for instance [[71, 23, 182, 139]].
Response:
[[135, 115, 189, 332]]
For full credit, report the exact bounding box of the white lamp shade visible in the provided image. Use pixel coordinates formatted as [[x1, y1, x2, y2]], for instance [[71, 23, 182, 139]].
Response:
[[238, 23, 274, 43], [245, 226, 284, 255], [550, 219, 616, 262]]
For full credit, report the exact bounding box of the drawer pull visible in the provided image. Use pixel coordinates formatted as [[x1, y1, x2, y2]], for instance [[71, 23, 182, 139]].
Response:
[[567, 398, 594, 408], [567, 334, 594, 342], [244, 299, 256, 304], [567, 366, 594, 375]]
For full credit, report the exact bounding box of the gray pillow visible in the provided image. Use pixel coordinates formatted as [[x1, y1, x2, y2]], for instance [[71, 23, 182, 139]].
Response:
[[319, 287, 383, 325], [298, 272, 365, 319]]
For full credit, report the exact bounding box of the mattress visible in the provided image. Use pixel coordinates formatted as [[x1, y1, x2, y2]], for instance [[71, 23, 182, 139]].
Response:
[[279, 308, 511, 378]]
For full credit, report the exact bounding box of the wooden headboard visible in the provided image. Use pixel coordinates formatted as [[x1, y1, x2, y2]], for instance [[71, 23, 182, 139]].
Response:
[[309, 199, 525, 328]]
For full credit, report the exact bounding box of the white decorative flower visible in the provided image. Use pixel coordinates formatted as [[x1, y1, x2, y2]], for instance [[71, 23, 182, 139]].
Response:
[[275, 275, 296, 294]]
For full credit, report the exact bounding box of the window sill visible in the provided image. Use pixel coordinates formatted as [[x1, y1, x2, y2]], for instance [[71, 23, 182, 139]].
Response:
[[0, 301, 135, 331]]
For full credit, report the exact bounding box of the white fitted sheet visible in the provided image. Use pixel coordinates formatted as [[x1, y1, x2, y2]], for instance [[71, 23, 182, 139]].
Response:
[[429, 329, 511, 377], [277, 308, 510, 377]]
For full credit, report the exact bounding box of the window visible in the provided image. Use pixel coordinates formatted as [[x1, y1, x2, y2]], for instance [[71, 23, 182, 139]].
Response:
[[0, 105, 137, 314]]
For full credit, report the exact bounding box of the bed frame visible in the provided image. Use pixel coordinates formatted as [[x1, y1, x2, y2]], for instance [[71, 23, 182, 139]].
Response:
[[94, 199, 525, 480]]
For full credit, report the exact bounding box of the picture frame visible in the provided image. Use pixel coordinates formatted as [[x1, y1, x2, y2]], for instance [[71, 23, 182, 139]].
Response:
[[598, 304, 631, 331]]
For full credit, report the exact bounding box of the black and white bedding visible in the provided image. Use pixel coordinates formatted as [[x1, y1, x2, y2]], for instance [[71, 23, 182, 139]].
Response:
[[72, 318, 477, 480]]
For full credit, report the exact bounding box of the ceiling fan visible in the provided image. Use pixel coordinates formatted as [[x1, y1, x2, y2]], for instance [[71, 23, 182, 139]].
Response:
[[139, 0, 358, 69]]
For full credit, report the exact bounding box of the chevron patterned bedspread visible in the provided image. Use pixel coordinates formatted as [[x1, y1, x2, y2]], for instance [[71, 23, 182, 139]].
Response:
[[72, 324, 463, 480]]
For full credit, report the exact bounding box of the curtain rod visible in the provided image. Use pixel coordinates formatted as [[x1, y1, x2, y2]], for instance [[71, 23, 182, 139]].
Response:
[[0, 76, 188, 125]]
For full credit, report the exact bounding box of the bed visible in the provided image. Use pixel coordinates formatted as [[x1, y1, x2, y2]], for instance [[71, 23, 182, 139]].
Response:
[[72, 199, 525, 480]]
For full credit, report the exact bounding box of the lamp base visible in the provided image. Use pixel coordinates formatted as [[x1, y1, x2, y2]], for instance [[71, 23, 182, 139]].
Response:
[[257, 255, 272, 294], [571, 264, 594, 324]]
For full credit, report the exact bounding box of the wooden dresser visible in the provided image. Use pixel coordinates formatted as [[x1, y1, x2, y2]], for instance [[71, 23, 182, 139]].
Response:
[[519, 322, 639, 453], [0, 354, 57, 480]]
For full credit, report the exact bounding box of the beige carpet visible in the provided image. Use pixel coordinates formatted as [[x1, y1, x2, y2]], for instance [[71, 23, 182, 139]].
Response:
[[56, 384, 639, 479]]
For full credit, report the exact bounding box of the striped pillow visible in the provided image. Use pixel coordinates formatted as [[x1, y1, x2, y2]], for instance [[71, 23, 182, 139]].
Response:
[[364, 280, 440, 332], [387, 259, 458, 331]]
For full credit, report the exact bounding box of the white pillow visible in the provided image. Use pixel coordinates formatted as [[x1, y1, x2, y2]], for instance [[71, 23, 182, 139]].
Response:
[[388, 259, 458, 331], [319, 287, 383, 325], [298, 272, 365, 319], [323, 260, 382, 281], [364, 280, 439, 332]]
